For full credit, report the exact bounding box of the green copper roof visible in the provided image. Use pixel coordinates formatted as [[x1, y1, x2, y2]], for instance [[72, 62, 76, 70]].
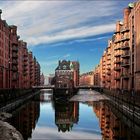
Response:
[[70, 62, 74, 70], [128, 3, 134, 8]]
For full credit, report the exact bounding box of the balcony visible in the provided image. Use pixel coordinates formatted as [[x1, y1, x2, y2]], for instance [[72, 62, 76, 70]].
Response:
[[121, 27, 129, 33], [107, 79, 111, 82], [24, 63, 28, 66], [114, 76, 120, 81], [121, 74, 129, 79], [30, 71, 34, 75], [121, 45, 129, 50], [12, 66, 18, 72], [114, 39, 121, 44], [12, 60, 18, 65], [23, 67, 28, 72], [121, 35, 130, 42], [107, 67, 111, 70], [23, 72, 27, 76], [114, 30, 120, 34], [30, 67, 34, 71], [12, 46, 18, 52], [114, 46, 121, 51], [24, 58, 28, 62], [114, 59, 121, 64], [12, 76, 18, 81], [12, 53, 18, 58], [24, 54, 28, 57], [102, 80, 105, 83], [121, 52, 130, 58], [107, 71, 111, 75], [121, 61, 130, 67], [107, 57, 111, 60], [114, 66, 121, 71], [114, 53, 121, 57], [102, 74, 105, 77]]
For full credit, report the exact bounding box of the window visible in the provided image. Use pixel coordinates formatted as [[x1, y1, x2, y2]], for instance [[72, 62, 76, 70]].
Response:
[[63, 65, 67, 70]]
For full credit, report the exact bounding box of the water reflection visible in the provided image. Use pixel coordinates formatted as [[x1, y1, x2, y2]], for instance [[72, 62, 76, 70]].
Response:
[[93, 101, 140, 140], [54, 99, 79, 132], [8, 95, 40, 140], [6, 90, 140, 140]]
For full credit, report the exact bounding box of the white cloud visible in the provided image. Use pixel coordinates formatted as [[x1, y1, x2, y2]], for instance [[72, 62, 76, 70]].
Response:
[[0, 1, 117, 46], [32, 126, 102, 139], [46, 36, 110, 48], [25, 23, 115, 46]]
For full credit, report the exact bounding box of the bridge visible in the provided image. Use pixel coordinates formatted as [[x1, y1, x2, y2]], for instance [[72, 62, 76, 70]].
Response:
[[32, 85, 101, 91], [32, 85, 55, 89]]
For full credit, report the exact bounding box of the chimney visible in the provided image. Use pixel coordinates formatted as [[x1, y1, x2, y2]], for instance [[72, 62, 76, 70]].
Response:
[[123, 8, 131, 27], [0, 9, 2, 19], [116, 21, 121, 32]]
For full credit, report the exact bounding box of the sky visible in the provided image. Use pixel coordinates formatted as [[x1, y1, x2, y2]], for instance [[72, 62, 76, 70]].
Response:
[[0, 0, 136, 76]]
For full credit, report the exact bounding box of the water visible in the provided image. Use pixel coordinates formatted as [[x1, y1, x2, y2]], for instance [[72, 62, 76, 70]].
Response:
[[7, 90, 140, 140]]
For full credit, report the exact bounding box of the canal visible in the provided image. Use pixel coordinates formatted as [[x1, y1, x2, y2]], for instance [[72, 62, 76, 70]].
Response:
[[6, 89, 140, 140]]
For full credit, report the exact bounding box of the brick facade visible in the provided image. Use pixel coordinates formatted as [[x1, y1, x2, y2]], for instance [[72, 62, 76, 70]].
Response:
[[93, 1, 140, 94], [0, 10, 41, 89]]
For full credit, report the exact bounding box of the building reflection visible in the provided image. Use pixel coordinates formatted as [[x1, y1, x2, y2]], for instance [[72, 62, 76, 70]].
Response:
[[54, 99, 79, 132], [8, 99, 40, 140], [93, 101, 140, 140]]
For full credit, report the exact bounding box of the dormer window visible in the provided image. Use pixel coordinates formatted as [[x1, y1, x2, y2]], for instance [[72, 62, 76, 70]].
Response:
[[63, 65, 67, 70]]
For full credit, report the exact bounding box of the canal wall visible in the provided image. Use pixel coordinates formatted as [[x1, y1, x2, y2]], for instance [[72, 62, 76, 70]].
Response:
[[102, 89, 140, 137], [107, 100, 140, 137], [0, 88, 38, 108], [0, 89, 40, 112], [102, 88, 140, 108]]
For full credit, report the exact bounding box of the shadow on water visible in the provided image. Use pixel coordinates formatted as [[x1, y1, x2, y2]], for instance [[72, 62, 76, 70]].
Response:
[[5, 90, 140, 140]]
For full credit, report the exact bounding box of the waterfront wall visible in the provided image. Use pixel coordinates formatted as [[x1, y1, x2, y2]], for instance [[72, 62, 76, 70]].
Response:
[[102, 88, 140, 108], [0, 88, 39, 108]]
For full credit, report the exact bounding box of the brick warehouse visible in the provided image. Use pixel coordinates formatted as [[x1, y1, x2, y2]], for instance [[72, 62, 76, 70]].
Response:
[[93, 1, 140, 94], [0, 10, 40, 89]]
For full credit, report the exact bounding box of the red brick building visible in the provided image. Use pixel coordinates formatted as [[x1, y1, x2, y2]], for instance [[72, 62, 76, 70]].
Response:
[[0, 11, 10, 89], [93, 1, 140, 94], [0, 9, 41, 90], [80, 71, 94, 86]]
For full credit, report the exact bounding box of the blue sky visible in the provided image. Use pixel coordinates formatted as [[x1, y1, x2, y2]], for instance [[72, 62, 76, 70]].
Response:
[[0, 0, 136, 76]]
